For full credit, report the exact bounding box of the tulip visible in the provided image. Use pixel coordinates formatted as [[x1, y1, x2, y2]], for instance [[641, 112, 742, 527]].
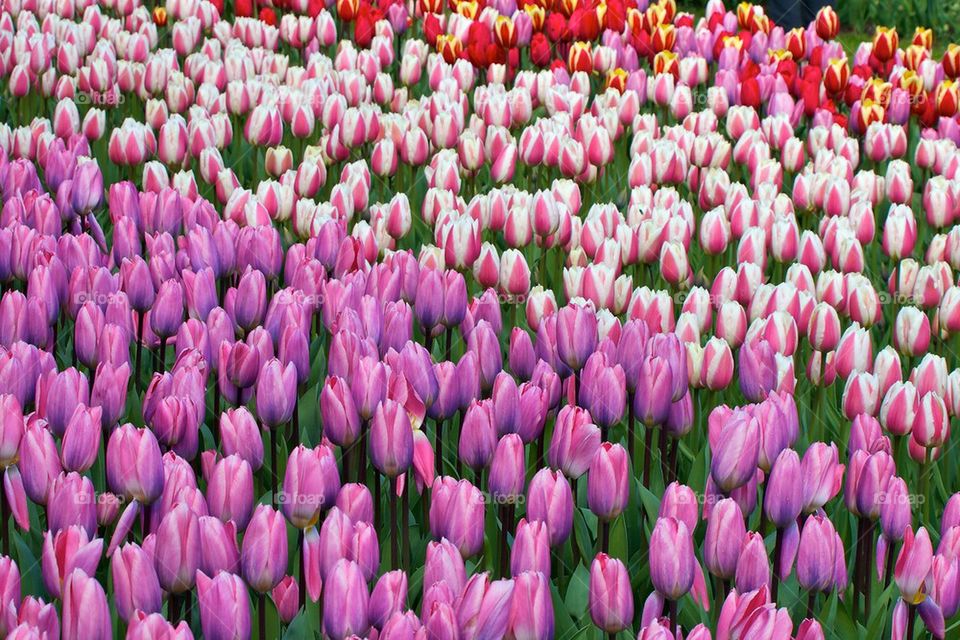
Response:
[[649, 517, 695, 601], [797, 514, 846, 594], [556, 303, 598, 372], [153, 503, 201, 595], [111, 542, 163, 621], [324, 559, 370, 640], [320, 376, 362, 449], [106, 424, 164, 504], [739, 338, 777, 402], [256, 358, 298, 428], [206, 454, 255, 530], [459, 400, 498, 471], [526, 469, 574, 547], [197, 570, 252, 640], [895, 526, 933, 602], [548, 405, 601, 479], [61, 570, 110, 640], [271, 575, 299, 625], [429, 477, 485, 558], [242, 504, 289, 593], [220, 407, 265, 471], [579, 353, 626, 432], [704, 498, 746, 581], [41, 526, 103, 600], [47, 472, 97, 537], [589, 553, 634, 633], [369, 570, 408, 629], [199, 516, 241, 578], [710, 410, 760, 493], [507, 571, 554, 640], [588, 443, 630, 523], [369, 399, 414, 478]]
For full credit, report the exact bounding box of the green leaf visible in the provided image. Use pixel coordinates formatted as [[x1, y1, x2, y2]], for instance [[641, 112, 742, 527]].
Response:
[[573, 508, 595, 564], [564, 562, 590, 619], [609, 516, 628, 563]]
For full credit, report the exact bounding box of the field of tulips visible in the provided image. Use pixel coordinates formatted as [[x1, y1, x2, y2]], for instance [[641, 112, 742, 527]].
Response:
[[4, 0, 960, 637]]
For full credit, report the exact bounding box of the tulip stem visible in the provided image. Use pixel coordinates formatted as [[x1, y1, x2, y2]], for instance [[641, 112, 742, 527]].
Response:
[[642, 426, 654, 488], [667, 599, 678, 633], [499, 503, 515, 578], [158, 337, 167, 373], [627, 397, 635, 466], [401, 480, 410, 570], [884, 537, 895, 588], [806, 591, 816, 619], [298, 529, 307, 612], [0, 487, 7, 556], [374, 471, 382, 533], [444, 328, 452, 362], [667, 437, 678, 484], [391, 477, 399, 569], [258, 592, 267, 640], [135, 311, 144, 392], [906, 604, 917, 640], [270, 426, 278, 496], [168, 593, 181, 624], [435, 418, 444, 477], [771, 527, 783, 602], [863, 519, 874, 620], [715, 578, 727, 618]]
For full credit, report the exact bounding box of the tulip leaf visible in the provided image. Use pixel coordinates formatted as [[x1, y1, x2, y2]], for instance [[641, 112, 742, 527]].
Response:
[[125, 385, 144, 427], [634, 481, 662, 524], [608, 516, 628, 563], [563, 562, 590, 618], [283, 610, 314, 639], [573, 508, 595, 565], [550, 580, 578, 640], [13, 530, 43, 598]]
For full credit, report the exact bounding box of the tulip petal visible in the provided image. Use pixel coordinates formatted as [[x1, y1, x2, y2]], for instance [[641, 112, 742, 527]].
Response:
[[304, 526, 323, 602], [108, 500, 141, 557], [876, 535, 887, 582], [692, 558, 710, 611], [3, 467, 29, 531], [918, 598, 945, 639], [777, 521, 799, 580], [640, 591, 663, 627]]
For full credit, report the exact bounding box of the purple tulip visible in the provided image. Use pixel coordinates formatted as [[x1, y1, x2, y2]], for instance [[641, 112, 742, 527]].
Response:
[[710, 409, 760, 493], [282, 444, 340, 529], [764, 448, 803, 529], [490, 433, 527, 506], [649, 517, 696, 601], [738, 338, 778, 402], [47, 472, 96, 537], [507, 571, 554, 640], [369, 570, 408, 629], [324, 559, 370, 640], [206, 454, 254, 530], [198, 516, 241, 577], [197, 570, 252, 640], [61, 569, 110, 640], [589, 553, 634, 633], [111, 542, 163, 621], [256, 357, 298, 427], [587, 443, 630, 522], [41, 526, 103, 600], [512, 518, 551, 577], [241, 504, 289, 593], [556, 303, 598, 372], [153, 503, 201, 594], [220, 407, 265, 471]]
